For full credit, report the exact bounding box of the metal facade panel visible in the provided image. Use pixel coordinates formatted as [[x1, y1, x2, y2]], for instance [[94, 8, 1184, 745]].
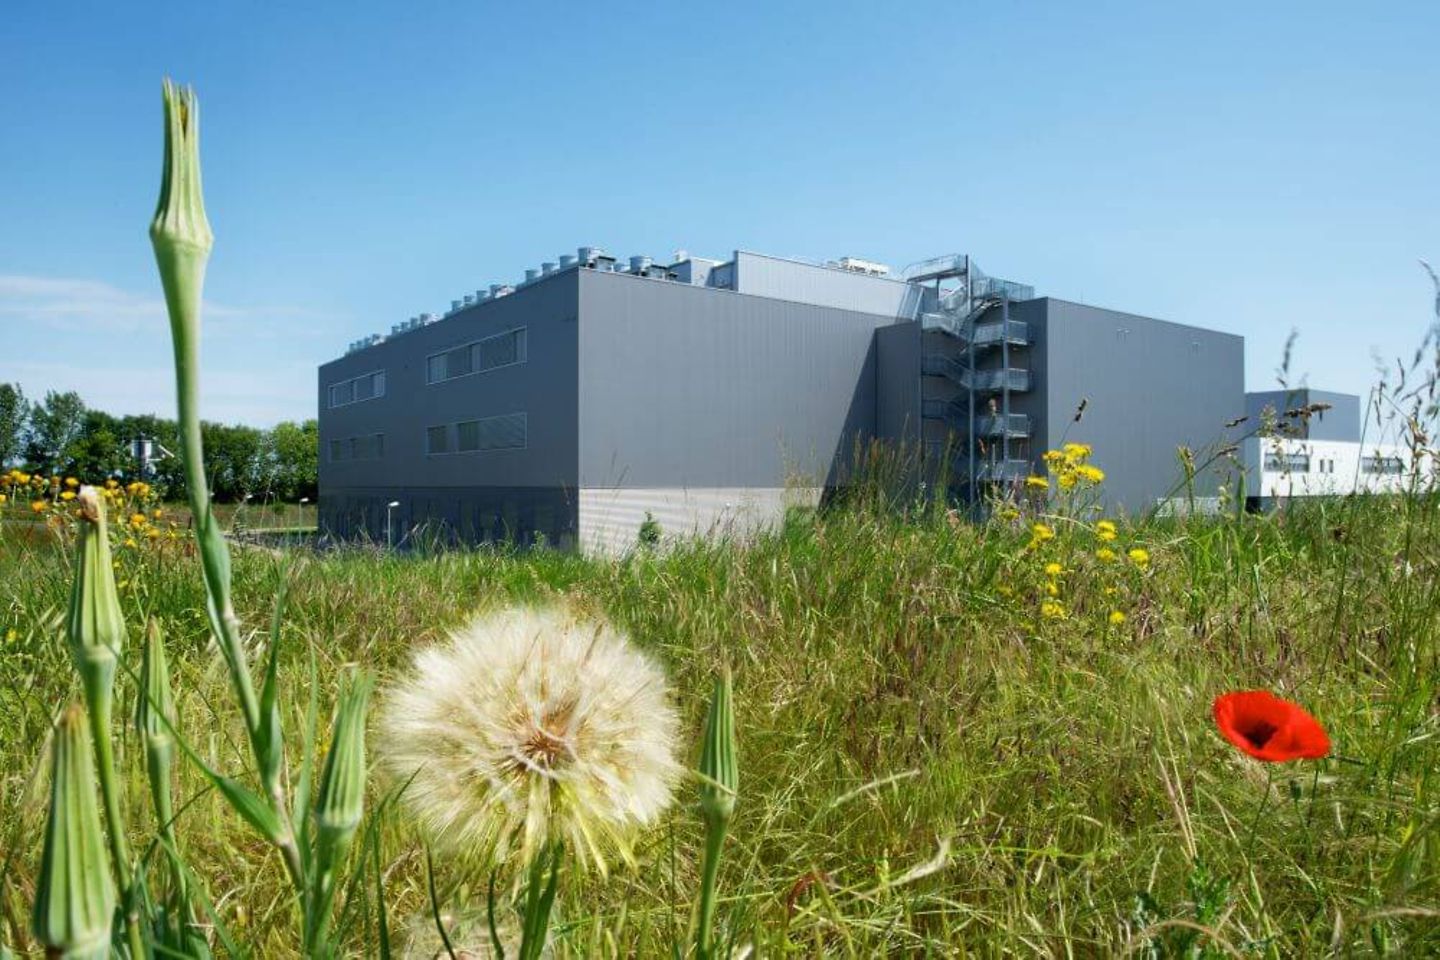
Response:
[[1245, 388, 1360, 442], [576, 270, 885, 489], [576, 486, 822, 555], [733, 251, 920, 318], [317, 271, 580, 541], [875, 321, 922, 443], [1037, 299, 1245, 511]]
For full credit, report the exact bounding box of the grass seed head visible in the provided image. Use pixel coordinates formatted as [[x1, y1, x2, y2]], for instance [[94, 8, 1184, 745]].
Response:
[[378, 606, 680, 875]]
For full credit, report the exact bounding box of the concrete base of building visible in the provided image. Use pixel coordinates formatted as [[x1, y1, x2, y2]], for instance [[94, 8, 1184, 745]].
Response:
[[577, 486, 822, 555]]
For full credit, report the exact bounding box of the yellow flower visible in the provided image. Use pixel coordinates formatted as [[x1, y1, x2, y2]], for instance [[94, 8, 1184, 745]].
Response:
[[1044, 581, 1060, 597], [1128, 548, 1150, 567], [151, 509, 163, 520], [1042, 449, 1066, 465], [1095, 547, 1117, 562], [1096, 520, 1118, 542], [130, 513, 147, 528], [1062, 442, 1092, 461], [1025, 475, 1049, 490], [31, 500, 48, 513], [124, 538, 138, 549], [1043, 562, 1064, 576], [105, 478, 119, 489], [1040, 600, 1066, 620], [146, 528, 160, 540], [1031, 523, 1055, 542], [1057, 471, 1078, 490], [4, 628, 16, 644], [1108, 610, 1127, 625], [997, 507, 1020, 521], [0, 493, 6, 504], [60, 490, 77, 501], [64, 477, 79, 488], [1075, 464, 1105, 484]]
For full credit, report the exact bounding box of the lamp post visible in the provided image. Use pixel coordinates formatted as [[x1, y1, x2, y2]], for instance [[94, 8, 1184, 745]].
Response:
[[386, 500, 400, 548], [297, 496, 309, 531]]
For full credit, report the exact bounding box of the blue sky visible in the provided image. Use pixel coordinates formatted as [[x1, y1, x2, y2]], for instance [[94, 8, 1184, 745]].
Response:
[[2, 2, 1436, 425]]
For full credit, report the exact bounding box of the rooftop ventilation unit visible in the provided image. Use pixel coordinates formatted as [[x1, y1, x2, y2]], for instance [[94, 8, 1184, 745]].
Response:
[[838, 256, 891, 276], [420, 313, 436, 324], [463, 294, 475, 306], [494, 285, 514, 298], [559, 254, 576, 268], [450, 299, 463, 313], [477, 289, 490, 302], [542, 262, 557, 275], [630, 255, 652, 274], [524, 268, 539, 284], [578, 246, 596, 264]]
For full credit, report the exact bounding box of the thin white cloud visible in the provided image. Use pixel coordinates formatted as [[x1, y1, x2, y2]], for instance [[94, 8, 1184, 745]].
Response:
[[5, 359, 315, 427], [0, 274, 331, 338]]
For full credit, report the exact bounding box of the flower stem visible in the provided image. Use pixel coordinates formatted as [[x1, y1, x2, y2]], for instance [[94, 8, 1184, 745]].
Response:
[[695, 815, 729, 960], [86, 691, 146, 960]]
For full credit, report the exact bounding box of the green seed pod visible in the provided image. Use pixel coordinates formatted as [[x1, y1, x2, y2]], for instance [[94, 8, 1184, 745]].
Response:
[[33, 705, 116, 960], [66, 487, 124, 704], [150, 78, 213, 330], [316, 674, 372, 857], [136, 618, 176, 751], [698, 666, 737, 824]]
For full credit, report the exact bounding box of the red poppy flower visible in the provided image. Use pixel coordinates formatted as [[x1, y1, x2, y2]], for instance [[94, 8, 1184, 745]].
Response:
[[1212, 691, 1330, 762]]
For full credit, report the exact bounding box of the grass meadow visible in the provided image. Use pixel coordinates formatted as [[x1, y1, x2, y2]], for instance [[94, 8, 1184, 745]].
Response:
[[2, 478, 1437, 956]]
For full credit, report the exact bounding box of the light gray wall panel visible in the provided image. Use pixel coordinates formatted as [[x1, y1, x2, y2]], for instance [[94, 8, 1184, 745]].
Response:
[[1037, 299, 1245, 511], [734, 251, 921, 318], [577, 270, 885, 489]]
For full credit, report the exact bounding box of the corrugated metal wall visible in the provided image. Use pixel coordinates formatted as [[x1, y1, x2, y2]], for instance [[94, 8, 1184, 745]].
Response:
[[733, 251, 921, 318]]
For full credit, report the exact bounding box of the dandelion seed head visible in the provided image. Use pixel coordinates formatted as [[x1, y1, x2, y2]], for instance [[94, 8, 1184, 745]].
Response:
[[378, 606, 680, 874]]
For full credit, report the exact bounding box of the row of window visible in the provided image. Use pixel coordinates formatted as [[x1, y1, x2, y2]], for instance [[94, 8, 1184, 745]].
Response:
[[426, 328, 527, 384], [328, 371, 386, 408], [426, 412, 528, 455], [1361, 456, 1406, 475], [1264, 452, 1408, 475], [326, 326, 528, 405], [329, 434, 385, 462]]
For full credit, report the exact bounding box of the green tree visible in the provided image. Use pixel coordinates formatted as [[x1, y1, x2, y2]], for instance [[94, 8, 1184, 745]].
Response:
[[69, 410, 132, 480], [200, 422, 266, 501], [0, 382, 28, 468], [26, 390, 87, 474], [267, 420, 319, 502]]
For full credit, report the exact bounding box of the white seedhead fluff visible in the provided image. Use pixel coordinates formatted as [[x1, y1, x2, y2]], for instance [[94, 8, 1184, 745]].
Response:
[[378, 606, 680, 874]]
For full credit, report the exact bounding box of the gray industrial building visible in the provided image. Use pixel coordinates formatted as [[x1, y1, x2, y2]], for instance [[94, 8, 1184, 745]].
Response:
[[318, 247, 1245, 551]]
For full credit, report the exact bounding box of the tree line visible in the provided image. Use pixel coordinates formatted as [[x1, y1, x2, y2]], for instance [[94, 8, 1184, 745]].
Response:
[[0, 382, 317, 503]]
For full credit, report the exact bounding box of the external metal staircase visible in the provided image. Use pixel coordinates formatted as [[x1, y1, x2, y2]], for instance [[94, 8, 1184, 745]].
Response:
[[907, 254, 1036, 497]]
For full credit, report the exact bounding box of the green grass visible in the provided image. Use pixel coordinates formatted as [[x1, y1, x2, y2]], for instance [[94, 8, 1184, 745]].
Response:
[[1, 491, 1437, 956]]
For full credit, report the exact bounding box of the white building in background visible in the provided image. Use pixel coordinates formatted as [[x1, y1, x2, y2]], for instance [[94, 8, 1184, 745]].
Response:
[[1242, 389, 1433, 508]]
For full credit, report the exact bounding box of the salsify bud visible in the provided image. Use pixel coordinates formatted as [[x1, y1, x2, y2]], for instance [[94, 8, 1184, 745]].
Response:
[[67, 487, 124, 700], [150, 78, 213, 340], [698, 666, 738, 823], [315, 674, 372, 857], [33, 705, 116, 960], [136, 618, 177, 754]]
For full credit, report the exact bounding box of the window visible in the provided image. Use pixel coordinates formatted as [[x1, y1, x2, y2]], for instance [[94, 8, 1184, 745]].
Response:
[[426, 425, 450, 455], [428, 413, 526, 455], [427, 327, 527, 383], [329, 434, 384, 462], [328, 371, 385, 408], [1361, 456, 1405, 475], [1264, 452, 1310, 472]]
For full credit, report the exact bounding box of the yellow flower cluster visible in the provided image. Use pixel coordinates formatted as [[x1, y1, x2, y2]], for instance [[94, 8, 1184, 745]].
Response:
[[1039, 443, 1105, 491], [1001, 444, 1155, 627]]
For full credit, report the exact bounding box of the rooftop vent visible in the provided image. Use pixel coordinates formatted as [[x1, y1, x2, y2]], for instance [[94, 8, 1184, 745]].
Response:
[[559, 254, 576, 268], [837, 256, 891, 276], [524, 269, 539, 284], [630, 255, 652, 274]]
